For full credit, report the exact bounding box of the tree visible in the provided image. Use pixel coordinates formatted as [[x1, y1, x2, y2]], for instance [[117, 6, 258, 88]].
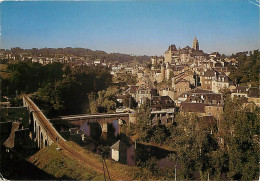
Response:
[[136, 100, 151, 140], [149, 125, 170, 145], [169, 113, 218, 180], [122, 94, 138, 109], [219, 96, 259, 180], [229, 50, 259, 86], [89, 87, 119, 114]]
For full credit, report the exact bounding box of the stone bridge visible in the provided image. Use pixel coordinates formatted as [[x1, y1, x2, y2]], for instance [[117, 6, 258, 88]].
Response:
[[49, 113, 137, 133], [23, 96, 65, 149], [23, 95, 172, 149]]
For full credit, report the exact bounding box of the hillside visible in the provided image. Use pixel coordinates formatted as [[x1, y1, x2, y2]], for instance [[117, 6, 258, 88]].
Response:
[[29, 141, 156, 180], [5, 47, 151, 63]]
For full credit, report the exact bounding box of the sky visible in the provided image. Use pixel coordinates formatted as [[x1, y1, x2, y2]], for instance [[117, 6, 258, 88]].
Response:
[[0, 0, 259, 56]]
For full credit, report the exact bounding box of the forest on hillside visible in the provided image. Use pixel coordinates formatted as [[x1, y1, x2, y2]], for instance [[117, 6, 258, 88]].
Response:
[[4, 47, 151, 63]]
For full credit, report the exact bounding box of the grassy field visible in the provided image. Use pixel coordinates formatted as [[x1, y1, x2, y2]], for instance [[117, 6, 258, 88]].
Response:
[[29, 141, 157, 180], [0, 64, 11, 79], [0, 64, 8, 71], [29, 143, 103, 180]]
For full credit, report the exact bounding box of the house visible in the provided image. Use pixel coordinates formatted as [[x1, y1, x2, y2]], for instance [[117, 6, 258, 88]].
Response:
[[173, 78, 191, 99], [179, 88, 224, 119], [231, 86, 260, 106], [209, 52, 221, 59], [200, 69, 216, 90], [128, 82, 157, 105], [110, 140, 127, 163], [151, 96, 175, 112], [212, 73, 231, 93]]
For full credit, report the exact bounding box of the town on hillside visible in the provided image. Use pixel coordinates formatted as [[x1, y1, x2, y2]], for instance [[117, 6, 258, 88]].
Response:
[[0, 39, 259, 180]]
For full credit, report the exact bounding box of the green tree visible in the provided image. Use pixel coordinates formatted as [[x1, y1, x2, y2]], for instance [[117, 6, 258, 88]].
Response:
[[122, 94, 138, 109], [169, 113, 218, 179], [229, 50, 259, 86], [220, 96, 259, 180], [89, 87, 119, 114], [149, 125, 170, 145], [136, 100, 151, 140]]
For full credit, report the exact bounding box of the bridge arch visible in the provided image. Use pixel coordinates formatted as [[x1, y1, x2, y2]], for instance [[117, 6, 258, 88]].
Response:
[[44, 139, 48, 147], [40, 132, 43, 149], [34, 120, 37, 133], [23, 96, 66, 150], [80, 121, 102, 140]]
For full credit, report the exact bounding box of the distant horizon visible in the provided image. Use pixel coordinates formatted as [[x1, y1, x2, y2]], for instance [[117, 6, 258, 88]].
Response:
[[2, 46, 258, 57], [1, 1, 259, 56]]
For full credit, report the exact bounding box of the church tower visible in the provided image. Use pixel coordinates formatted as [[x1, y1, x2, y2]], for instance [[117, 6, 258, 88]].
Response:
[[192, 37, 199, 51]]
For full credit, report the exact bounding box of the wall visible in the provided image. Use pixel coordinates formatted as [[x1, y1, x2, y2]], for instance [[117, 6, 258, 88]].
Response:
[[111, 149, 119, 161], [205, 105, 223, 120]]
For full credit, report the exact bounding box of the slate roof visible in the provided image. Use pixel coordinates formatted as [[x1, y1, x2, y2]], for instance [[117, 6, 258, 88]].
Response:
[[4, 122, 20, 148], [151, 96, 175, 109], [216, 74, 230, 83], [175, 78, 190, 85], [110, 140, 127, 151], [180, 50, 189, 54], [189, 88, 213, 94], [180, 102, 205, 113], [130, 85, 139, 94], [232, 86, 249, 94], [232, 86, 259, 98], [191, 50, 205, 56], [203, 69, 216, 77]]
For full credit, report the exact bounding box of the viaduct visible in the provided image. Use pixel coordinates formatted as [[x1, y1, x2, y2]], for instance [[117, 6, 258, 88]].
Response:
[[23, 96, 65, 149], [49, 112, 137, 133], [23, 96, 136, 149], [23, 96, 172, 149]]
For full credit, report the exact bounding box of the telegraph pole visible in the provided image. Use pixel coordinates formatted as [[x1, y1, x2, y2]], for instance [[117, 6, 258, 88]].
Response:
[[129, 95, 131, 109], [175, 165, 177, 181]]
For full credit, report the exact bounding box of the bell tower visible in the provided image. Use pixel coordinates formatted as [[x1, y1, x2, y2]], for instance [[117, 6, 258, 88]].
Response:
[[192, 37, 199, 51]]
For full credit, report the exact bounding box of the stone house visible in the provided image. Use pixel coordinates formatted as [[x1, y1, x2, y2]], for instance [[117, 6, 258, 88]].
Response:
[[179, 88, 224, 120], [173, 79, 191, 100], [180, 102, 223, 120], [212, 73, 231, 93], [200, 69, 216, 90], [231, 86, 260, 107], [110, 140, 127, 163]]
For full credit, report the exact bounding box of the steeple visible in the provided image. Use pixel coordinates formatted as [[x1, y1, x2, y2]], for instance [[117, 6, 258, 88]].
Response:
[[192, 37, 199, 51]]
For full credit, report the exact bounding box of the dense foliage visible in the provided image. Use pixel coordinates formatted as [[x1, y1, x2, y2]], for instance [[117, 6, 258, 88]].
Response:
[[122, 94, 138, 109], [133, 96, 259, 180], [89, 87, 119, 114], [1, 62, 64, 95], [1, 61, 112, 117], [229, 50, 259, 86], [34, 66, 112, 117]]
